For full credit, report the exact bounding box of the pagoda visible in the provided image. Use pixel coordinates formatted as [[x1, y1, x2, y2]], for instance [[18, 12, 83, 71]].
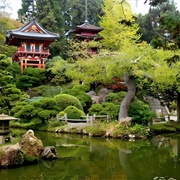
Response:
[[70, 20, 103, 41], [5, 18, 59, 72], [70, 0, 103, 54]]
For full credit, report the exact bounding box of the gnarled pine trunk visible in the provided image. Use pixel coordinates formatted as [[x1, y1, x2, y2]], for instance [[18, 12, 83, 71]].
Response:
[[119, 74, 136, 121]]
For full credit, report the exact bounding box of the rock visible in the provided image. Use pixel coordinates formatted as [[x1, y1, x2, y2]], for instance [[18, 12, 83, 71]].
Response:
[[87, 88, 111, 104], [119, 117, 132, 125], [98, 88, 111, 103], [19, 129, 44, 163], [0, 143, 24, 168], [91, 95, 101, 104], [42, 146, 59, 160], [0, 130, 58, 168], [86, 90, 96, 96]]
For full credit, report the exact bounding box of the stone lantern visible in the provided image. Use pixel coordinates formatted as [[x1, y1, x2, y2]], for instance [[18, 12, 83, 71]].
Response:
[[0, 114, 18, 144]]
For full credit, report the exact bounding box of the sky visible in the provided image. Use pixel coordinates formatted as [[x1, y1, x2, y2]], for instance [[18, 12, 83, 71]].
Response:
[[5, 0, 180, 19]]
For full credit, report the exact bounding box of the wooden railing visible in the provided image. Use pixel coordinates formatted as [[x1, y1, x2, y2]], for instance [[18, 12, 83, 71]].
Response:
[[57, 114, 110, 126]]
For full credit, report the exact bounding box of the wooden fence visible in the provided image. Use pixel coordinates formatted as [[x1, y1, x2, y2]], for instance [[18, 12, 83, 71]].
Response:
[[56, 114, 110, 126]]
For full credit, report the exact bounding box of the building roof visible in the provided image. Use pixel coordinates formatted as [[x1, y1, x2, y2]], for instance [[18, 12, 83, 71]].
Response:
[[0, 114, 18, 121], [5, 18, 59, 46], [75, 34, 103, 41], [70, 22, 103, 34]]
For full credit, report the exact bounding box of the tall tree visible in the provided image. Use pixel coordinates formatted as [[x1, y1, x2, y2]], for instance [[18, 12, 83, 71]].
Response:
[[0, 54, 28, 114], [99, 0, 140, 51], [99, 0, 141, 121], [0, 14, 22, 56], [140, 0, 180, 121], [148, 0, 180, 49]]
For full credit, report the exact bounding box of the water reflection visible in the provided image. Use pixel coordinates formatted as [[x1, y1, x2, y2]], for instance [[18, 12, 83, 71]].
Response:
[[1, 132, 180, 180]]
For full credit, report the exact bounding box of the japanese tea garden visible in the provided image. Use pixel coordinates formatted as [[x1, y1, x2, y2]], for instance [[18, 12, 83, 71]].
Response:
[[0, 0, 180, 179]]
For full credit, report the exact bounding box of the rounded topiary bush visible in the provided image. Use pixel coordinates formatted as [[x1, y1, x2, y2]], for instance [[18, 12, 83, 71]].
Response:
[[60, 106, 85, 119], [53, 94, 83, 111]]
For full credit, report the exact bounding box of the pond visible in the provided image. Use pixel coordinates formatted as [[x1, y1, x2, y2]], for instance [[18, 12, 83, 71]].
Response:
[[1, 132, 180, 180]]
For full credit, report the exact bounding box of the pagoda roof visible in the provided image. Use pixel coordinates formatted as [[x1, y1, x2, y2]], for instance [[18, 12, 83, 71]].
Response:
[[70, 22, 103, 34], [76, 34, 103, 41], [0, 114, 18, 121], [5, 18, 59, 46]]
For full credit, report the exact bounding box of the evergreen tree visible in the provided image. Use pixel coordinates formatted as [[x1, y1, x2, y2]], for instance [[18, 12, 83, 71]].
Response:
[[99, 0, 140, 51]]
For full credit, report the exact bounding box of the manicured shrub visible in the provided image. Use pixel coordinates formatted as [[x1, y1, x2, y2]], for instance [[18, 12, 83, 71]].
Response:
[[53, 94, 83, 111], [60, 106, 85, 119], [14, 104, 35, 123], [10, 102, 28, 115], [38, 110, 58, 121], [11, 97, 59, 125], [64, 88, 92, 113], [88, 104, 102, 115]]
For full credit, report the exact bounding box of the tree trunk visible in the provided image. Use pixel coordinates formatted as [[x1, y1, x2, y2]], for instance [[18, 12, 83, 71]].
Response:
[[119, 74, 136, 121], [177, 92, 180, 122]]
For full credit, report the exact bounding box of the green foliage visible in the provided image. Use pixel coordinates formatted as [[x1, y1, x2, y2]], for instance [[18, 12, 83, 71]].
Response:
[[136, 14, 154, 43], [129, 100, 156, 125], [38, 110, 57, 120], [99, 0, 140, 50], [0, 82, 28, 114], [0, 54, 11, 70], [31, 85, 48, 96], [14, 104, 35, 123], [11, 129, 26, 138], [53, 94, 83, 111], [16, 68, 46, 89], [60, 106, 85, 119], [11, 97, 59, 125], [38, 98, 59, 111], [46, 56, 70, 85], [84, 124, 106, 137], [148, 1, 180, 49], [105, 92, 126, 104], [25, 96, 43, 103], [88, 103, 119, 120], [0, 70, 13, 86], [16, 75, 33, 89], [64, 85, 92, 113], [84, 121, 150, 138], [72, 84, 90, 92], [0, 17, 21, 57], [42, 86, 63, 97], [48, 118, 66, 128], [130, 124, 149, 136]]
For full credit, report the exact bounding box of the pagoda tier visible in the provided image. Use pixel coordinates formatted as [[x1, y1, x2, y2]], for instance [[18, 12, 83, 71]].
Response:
[[5, 19, 59, 72], [70, 21, 103, 41]]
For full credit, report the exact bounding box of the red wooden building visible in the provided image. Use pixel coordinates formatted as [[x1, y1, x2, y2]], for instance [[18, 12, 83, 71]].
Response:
[[5, 19, 59, 72], [70, 20, 103, 54]]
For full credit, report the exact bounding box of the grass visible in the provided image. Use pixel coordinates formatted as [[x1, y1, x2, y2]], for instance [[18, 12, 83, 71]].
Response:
[[149, 121, 180, 134]]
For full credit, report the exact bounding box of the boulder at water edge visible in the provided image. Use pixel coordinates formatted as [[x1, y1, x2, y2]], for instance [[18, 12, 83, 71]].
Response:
[[0, 143, 24, 168], [19, 129, 44, 163], [42, 146, 59, 159], [0, 130, 59, 168]]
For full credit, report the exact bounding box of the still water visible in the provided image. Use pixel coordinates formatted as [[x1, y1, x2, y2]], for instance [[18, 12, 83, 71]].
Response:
[[1, 132, 180, 180]]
